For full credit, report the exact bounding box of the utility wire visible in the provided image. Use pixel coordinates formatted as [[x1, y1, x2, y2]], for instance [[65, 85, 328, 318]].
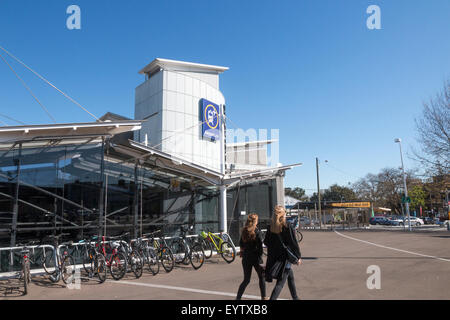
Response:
[[0, 45, 99, 122], [223, 114, 241, 130], [114, 115, 218, 166], [150, 115, 219, 150], [324, 162, 362, 181], [0, 52, 56, 123], [0, 113, 26, 125]]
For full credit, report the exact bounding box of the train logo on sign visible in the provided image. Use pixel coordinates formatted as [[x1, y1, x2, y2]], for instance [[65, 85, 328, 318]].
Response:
[[205, 104, 219, 129], [201, 99, 220, 141]]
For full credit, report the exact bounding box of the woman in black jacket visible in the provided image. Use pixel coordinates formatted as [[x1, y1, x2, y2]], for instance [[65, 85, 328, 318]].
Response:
[[236, 213, 267, 300], [264, 205, 302, 300]]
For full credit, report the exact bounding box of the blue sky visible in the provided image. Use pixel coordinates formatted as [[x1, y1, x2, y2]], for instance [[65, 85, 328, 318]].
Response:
[[0, 0, 449, 195]]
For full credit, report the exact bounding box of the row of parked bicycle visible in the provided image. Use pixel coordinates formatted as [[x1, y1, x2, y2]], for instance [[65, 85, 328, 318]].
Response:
[[6, 225, 237, 295]]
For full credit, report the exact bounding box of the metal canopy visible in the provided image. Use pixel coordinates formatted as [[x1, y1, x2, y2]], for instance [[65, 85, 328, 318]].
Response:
[[115, 141, 223, 187], [126, 140, 302, 188], [0, 120, 142, 151]]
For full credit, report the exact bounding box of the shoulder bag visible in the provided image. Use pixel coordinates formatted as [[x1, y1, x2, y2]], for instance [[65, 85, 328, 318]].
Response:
[[277, 233, 298, 264]]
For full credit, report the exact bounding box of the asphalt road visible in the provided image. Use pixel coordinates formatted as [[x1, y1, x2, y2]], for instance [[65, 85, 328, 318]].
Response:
[[2, 230, 450, 300]]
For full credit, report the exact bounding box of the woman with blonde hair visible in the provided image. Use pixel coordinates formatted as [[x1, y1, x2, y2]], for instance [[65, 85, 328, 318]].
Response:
[[264, 205, 301, 300], [236, 213, 267, 300]]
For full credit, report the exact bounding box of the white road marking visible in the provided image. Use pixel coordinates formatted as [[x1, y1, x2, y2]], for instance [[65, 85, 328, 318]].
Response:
[[109, 280, 286, 300], [335, 231, 450, 263]]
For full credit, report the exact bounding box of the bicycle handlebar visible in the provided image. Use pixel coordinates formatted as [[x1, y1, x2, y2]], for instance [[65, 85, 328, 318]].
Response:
[[143, 230, 162, 238], [16, 240, 39, 247]]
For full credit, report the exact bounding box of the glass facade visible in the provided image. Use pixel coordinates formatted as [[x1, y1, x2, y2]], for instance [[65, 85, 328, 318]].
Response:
[[226, 180, 276, 243], [0, 139, 278, 249]]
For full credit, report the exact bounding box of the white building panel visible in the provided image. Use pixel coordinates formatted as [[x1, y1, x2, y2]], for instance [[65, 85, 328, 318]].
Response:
[[135, 58, 228, 172]]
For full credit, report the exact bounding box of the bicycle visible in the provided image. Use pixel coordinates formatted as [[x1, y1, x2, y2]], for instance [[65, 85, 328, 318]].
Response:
[[12, 241, 37, 295], [78, 236, 107, 283], [170, 225, 205, 270], [149, 230, 175, 273], [98, 235, 128, 280], [114, 232, 144, 279], [287, 216, 303, 243], [79, 235, 98, 274], [40, 234, 76, 285], [199, 229, 235, 263], [135, 235, 159, 276]]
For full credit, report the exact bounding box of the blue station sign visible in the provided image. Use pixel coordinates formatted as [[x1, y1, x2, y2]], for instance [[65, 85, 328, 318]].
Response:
[[201, 98, 220, 141]]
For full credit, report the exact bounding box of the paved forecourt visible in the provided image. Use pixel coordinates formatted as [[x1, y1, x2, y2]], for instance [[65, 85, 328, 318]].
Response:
[[2, 230, 450, 300]]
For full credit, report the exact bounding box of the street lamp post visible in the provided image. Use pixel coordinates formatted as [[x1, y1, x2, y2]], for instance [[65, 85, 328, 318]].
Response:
[[394, 138, 411, 231], [316, 157, 322, 229]]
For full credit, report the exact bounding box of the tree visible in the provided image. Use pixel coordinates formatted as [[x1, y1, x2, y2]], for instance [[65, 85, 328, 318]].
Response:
[[352, 167, 418, 214], [413, 79, 450, 176], [409, 185, 426, 213], [310, 184, 356, 203], [284, 187, 306, 200]]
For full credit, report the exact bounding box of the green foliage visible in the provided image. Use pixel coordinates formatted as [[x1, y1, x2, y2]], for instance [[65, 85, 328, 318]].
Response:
[[409, 185, 426, 211], [310, 184, 356, 203], [285, 187, 306, 200]]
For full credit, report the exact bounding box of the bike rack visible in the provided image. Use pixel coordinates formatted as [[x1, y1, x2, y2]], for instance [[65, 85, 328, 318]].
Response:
[[0, 231, 235, 280], [0, 244, 56, 279], [131, 231, 233, 258]]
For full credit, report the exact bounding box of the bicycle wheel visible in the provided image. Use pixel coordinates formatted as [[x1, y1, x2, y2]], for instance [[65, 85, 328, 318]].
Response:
[[180, 242, 190, 265], [159, 246, 174, 273], [61, 255, 76, 285], [42, 247, 57, 275], [147, 248, 160, 276], [23, 261, 29, 295], [171, 241, 186, 264], [94, 253, 107, 283], [109, 252, 127, 280], [200, 238, 213, 259], [189, 243, 205, 270], [130, 250, 143, 278], [182, 248, 190, 265], [82, 246, 96, 274], [220, 241, 236, 264], [296, 230, 303, 243]]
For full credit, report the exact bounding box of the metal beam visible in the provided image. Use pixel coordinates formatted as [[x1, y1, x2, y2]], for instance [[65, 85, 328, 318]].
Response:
[[133, 161, 139, 239], [9, 143, 21, 248], [0, 171, 94, 213], [0, 191, 79, 227], [98, 137, 105, 236]]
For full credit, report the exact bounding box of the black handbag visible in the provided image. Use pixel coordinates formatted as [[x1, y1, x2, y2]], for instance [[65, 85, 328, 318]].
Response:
[[277, 233, 298, 264], [266, 259, 286, 282]]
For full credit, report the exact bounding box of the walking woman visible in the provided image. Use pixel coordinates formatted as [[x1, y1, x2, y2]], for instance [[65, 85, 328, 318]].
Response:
[[236, 213, 267, 300], [264, 205, 301, 300]]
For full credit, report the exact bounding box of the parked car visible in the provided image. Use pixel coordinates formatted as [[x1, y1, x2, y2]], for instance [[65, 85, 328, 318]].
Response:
[[369, 216, 389, 225], [402, 217, 424, 226], [388, 217, 405, 226], [423, 217, 435, 225], [385, 218, 400, 226]]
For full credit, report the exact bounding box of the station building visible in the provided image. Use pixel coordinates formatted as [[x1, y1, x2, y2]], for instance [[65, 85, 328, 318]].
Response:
[[0, 58, 301, 247]]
